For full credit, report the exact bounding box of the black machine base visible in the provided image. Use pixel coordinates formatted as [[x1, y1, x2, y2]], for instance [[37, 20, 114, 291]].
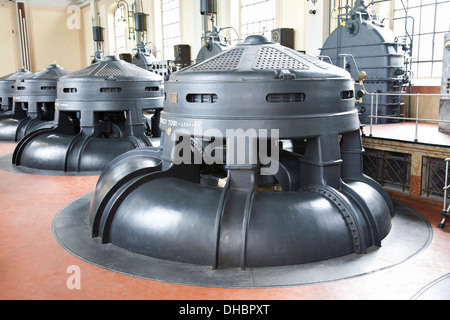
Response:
[[52, 192, 432, 288], [0, 153, 100, 177]]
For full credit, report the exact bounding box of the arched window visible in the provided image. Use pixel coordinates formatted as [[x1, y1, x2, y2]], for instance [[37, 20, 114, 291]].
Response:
[[114, 4, 128, 55]]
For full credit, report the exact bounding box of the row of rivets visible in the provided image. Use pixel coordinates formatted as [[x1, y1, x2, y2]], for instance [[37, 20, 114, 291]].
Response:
[[304, 185, 362, 253]]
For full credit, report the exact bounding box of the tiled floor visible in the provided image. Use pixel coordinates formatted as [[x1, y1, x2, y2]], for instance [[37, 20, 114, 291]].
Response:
[[0, 141, 449, 300]]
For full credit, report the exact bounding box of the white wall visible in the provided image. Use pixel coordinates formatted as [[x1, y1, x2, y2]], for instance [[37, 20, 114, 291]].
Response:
[[0, 0, 85, 73], [0, 2, 20, 75]]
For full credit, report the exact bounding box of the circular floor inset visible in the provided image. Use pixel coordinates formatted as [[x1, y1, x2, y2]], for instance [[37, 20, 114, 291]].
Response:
[[0, 153, 100, 176], [412, 273, 450, 300], [52, 192, 432, 288]]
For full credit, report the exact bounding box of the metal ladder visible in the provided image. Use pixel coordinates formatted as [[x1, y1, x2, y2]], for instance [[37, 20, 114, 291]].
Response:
[[438, 158, 450, 229]]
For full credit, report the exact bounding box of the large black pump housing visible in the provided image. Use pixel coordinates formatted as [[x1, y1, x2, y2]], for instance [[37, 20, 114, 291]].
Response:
[[89, 36, 394, 269]]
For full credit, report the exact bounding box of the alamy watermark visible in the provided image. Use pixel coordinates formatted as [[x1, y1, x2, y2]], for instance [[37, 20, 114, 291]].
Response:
[[166, 121, 280, 176], [66, 265, 81, 290], [66, 5, 81, 30]]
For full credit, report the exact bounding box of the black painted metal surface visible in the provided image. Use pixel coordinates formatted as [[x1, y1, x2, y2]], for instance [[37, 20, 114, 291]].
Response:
[[132, 42, 157, 71], [12, 56, 164, 173], [195, 26, 230, 64], [53, 193, 429, 288], [0, 68, 33, 115], [0, 64, 70, 141], [89, 35, 395, 269], [320, 0, 409, 124]]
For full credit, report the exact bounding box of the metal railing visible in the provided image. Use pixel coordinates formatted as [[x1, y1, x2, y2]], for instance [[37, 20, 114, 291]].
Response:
[[363, 148, 411, 193], [366, 92, 450, 142], [332, 53, 450, 141], [438, 158, 450, 229]]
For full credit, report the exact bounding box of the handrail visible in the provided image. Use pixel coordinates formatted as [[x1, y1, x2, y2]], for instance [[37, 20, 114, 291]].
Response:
[[366, 92, 450, 142], [438, 158, 450, 229], [364, 91, 450, 228]]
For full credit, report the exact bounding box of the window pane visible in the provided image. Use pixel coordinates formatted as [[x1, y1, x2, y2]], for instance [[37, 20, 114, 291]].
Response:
[[162, 0, 180, 60], [393, 9, 407, 32], [434, 32, 445, 61], [417, 62, 432, 78], [407, 0, 422, 8], [418, 34, 433, 61], [407, 7, 421, 35], [393, 0, 447, 82], [432, 61, 442, 78], [411, 61, 418, 78], [114, 5, 127, 54], [419, 4, 435, 34], [436, 2, 450, 33], [412, 35, 420, 61], [395, 0, 405, 10]]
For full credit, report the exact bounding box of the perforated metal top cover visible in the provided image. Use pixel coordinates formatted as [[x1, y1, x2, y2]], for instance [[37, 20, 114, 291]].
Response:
[[0, 69, 33, 82], [23, 64, 71, 81], [175, 35, 346, 81], [64, 56, 163, 81]]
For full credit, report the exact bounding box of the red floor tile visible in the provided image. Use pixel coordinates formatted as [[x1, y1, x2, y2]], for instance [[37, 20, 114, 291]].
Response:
[[0, 142, 449, 300]]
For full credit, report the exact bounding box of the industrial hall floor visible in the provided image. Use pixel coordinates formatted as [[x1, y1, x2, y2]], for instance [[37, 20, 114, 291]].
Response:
[[0, 138, 449, 301]]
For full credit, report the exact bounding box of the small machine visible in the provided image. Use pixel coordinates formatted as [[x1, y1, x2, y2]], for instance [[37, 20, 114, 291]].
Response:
[[12, 56, 164, 173], [0, 68, 33, 115], [0, 64, 70, 141]]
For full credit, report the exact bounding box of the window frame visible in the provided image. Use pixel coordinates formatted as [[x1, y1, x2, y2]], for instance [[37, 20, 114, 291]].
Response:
[[393, 0, 450, 83], [113, 3, 128, 55]]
